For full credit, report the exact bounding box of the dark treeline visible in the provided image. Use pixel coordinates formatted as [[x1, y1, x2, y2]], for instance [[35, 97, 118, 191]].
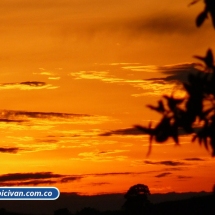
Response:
[[0, 193, 214, 215], [55, 194, 215, 215]]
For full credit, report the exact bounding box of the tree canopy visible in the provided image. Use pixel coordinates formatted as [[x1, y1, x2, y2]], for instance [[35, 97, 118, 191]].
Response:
[[135, 0, 215, 157]]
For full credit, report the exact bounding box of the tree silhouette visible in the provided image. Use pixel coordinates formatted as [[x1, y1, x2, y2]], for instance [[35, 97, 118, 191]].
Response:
[[122, 184, 151, 215], [190, 0, 215, 28], [135, 1, 215, 157]]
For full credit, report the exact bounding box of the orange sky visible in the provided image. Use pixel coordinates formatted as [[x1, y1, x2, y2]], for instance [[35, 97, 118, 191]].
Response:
[[0, 0, 215, 195]]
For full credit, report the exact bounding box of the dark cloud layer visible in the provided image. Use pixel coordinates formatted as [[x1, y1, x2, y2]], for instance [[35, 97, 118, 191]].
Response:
[[0, 172, 82, 186], [99, 127, 146, 136], [99, 125, 195, 137], [20, 81, 46, 87], [60, 176, 83, 183], [127, 13, 196, 36], [82, 11, 200, 38], [0, 180, 57, 186], [184, 158, 205, 161], [0, 81, 46, 87], [155, 172, 171, 178], [145, 160, 186, 166], [0, 147, 20, 153], [146, 63, 199, 83], [0, 169, 180, 186], [0, 110, 91, 121], [177, 175, 193, 179], [0, 172, 63, 182], [0, 118, 26, 123]]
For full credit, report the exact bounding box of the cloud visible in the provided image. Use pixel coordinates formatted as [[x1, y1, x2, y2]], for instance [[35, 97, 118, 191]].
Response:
[[177, 175, 193, 179], [99, 126, 191, 137], [0, 172, 82, 186], [129, 13, 195, 36], [183, 158, 205, 161], [69, 64, 184, 97], [89, 182, 111, 186], [0, 81, 58, 90], [60, 176, 83, 183], [145, 160, 186, 166], [0, 172, 63, 182], [33, 69, 61, 80], [1, 110, 90, 120], [60, 11, 199, 38], [0, 110, 110, 127], [0, 147, 20, 153], [35, 139, 59, 144], [99, 127, 146, 136], [0, 180, 57, 186], [73, 150, 128, 162], [91, 172, 136, 177], [163, 167, 185, 171], [155, 172, 172, 178], [146, 63, 199, 83], [0, 119, 26, 123]]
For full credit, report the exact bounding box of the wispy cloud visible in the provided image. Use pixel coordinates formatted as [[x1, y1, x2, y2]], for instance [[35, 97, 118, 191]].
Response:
[[177, 175, 193, 179], [0, 170, 160, 186], [0, 172, 82, 186], [60, 176, 83, 183], [0, 110, 110, 126], [0, 81, 58, 90], [0, 172, 63, 182], [0, 180, 57, 186], [89, 170, 159, 177], [17, 143, 58, 153], [99, 127, 146, 136], [145, 160, 186, 166], [69, 63, 195, 97], [183, 158, 205, 161], [71, 149, 128, 162], [33, 69, 61, 80], [155, 172, 171, 178], [89, 182, 111, 186], [0, 110, 90, 119], [146, 63, 199, 83]]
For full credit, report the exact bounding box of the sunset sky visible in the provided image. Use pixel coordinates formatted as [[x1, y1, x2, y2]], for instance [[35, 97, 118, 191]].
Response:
[[0, 0, 215, 195]]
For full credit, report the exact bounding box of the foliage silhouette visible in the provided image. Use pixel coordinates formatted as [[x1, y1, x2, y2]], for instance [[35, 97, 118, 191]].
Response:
[[122, 184, 151, 215], [76, 207, 100, 215], [54, 208, 72, 215], [135, 1, 215, 157], [190, 0, 215, 28]]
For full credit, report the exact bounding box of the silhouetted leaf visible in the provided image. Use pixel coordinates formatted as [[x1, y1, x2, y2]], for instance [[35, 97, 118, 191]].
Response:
[[206, 49, 214, 67], [154, 117, 171, 143], [210, 137, 215, 156], [200, 107, 214, 120], [203, 137, 209, 150], [147, 100, 165, 113], [194, 49, 214, 68], [134, 125, 152, 135], [207, 0, 215, 28], [196, 10, 208, 27], [171, 123, 179, 145], [147, 122, 153, 156], [188, 0, 201, 6], [163, 95, 184, 111], [192, 134, 198, 142]]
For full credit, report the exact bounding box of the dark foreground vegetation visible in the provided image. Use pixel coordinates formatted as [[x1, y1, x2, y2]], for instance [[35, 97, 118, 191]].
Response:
[[0, 193, 214, 215]]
